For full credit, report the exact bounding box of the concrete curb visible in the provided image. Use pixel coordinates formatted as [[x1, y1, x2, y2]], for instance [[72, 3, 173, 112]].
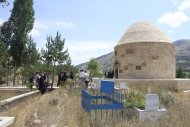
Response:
[[0, 90, 39, 105], [0, 90, 40, 111]]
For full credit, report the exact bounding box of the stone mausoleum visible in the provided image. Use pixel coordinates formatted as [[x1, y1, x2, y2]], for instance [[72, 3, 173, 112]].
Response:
[[113, 21, 190, 91], [114, 21, 175, 79]]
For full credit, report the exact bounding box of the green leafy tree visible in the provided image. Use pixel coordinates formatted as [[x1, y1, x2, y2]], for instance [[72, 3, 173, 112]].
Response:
[[0, 40, 6, 60], [0, 35, 12, 85], [176, 67, 186, 78], [20, 36, 39, 85], [0, 0, 34, 85], [0, 41, 7, 83], [87, 58, 101, 77], [41, 31, 70, 88]]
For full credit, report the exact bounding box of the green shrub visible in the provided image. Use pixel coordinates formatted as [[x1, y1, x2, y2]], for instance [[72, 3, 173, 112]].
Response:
[[124, 91, 145, 109], [26, 82, 33, 90]]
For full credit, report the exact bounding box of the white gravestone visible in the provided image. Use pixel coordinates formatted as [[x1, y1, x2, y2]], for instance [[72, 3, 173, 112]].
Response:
[[119, 82, 127, 89], [135, 94, 166, 122], [145, 94, 159, 111], [0, 117, 15, 127]]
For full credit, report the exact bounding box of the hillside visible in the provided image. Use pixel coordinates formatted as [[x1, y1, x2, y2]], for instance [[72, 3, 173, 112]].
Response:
[[174, 39, 190, 70], [76, 52, 114, 72], [77, 39, 190, 71]]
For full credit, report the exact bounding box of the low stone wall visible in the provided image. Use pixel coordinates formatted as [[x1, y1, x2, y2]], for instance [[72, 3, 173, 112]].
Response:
[[92, 78, 190, 92], [115, 79, 190, 92]]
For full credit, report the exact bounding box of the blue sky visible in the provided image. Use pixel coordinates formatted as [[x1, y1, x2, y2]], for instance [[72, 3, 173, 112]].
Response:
[[1, 0, 190, 65]]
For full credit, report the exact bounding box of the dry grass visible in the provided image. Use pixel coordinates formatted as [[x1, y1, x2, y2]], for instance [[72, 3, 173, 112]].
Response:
[[2, 85, 190, 127], [89, 88, 190, 127], [0, 87, 89, 127]]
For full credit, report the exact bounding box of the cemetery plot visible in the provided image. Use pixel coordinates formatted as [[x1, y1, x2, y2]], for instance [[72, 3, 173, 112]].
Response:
[[135, 94, 166, 122], [0, 90, 30, 101], [82, 80, 124, 122]]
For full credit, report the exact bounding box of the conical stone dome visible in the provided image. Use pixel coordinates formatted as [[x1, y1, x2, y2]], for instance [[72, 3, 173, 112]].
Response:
[[117, 21, 171, 45]]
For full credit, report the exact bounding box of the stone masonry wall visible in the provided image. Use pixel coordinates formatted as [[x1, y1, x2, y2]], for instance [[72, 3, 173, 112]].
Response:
[[114, 42, 175, 79]]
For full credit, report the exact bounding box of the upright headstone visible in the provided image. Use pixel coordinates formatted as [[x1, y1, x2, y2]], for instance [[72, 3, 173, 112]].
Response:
[[119, 82, 127, 89], [145, 94, 159, 111], [135, 94, 166, 122]]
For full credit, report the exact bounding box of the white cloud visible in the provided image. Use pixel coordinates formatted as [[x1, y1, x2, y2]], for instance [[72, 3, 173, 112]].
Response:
[[56, 21, 74, 29], [178, 0, 190, 11], [157, 11, 190, 28], [29, 20, 75, 38], [34, 21, 49, 29], [66, 41, 115, 65], [168, 29, 173, 34], [0, 18, 5, 26], [35, 20, 75, 29], [170, 0, 180, 6], [29, 29, 41, 37]]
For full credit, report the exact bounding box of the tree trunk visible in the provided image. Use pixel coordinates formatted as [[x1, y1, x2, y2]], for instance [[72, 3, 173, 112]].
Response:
[[13, 63, 17, 86], [51, 74, 54, 89], [0, 76, 2, 81], [17, 75, 19, 86], [6, 76, 8, 86], [51, 64, 55, 89], [21, 76, 23, 86]]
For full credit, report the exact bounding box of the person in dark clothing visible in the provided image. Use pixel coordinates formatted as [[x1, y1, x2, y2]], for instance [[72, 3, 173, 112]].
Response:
[[43, 73, 49, 88], [57, 71, 63, 86], [39, 74, 46, 94], [69, 71, 74, 80], [61, 71, 68, 83], [57, 70, 68, 86]]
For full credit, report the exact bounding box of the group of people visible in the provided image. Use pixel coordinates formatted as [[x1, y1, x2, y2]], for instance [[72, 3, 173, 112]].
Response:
[[79, 69, 91, 89], [57, 70, 74, 86], [31, 69, 92, 93], [104, 70, 114, 79], [34, 72, 49, 94], [32, 70, 74, 94]]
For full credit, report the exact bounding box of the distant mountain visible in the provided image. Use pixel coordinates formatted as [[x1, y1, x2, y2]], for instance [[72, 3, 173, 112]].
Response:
[[174, 39, 190, 70], [76, 52, 114, 72], [174, 39, 190, 56], [77, 39, 190, 71]]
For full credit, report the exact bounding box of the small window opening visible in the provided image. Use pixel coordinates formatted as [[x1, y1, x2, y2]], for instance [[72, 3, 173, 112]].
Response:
[[136, 66, 141, 70]]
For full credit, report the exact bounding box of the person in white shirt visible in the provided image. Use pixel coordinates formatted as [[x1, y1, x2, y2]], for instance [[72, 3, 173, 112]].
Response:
[[34, 72, 40, 89], [84, 71, 90, 89], [79, 70, 85, 86]]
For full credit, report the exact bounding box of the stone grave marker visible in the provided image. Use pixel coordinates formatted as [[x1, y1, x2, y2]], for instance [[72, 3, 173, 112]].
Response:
[[135, 93, 166, 122], [145, 94, 159, 111], [0, 117, 15, 127]]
